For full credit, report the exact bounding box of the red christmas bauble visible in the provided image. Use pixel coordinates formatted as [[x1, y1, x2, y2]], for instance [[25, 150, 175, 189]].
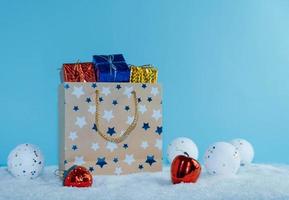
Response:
[[171, 153, 201, 184], [63, 166, 93, 187]]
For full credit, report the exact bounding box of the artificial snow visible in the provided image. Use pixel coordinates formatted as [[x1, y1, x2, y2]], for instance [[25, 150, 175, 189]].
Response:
[[1, 164, 289, 200]]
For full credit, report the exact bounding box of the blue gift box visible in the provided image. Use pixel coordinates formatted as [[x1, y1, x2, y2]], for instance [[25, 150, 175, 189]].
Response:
[[93, 54, 130, 82]]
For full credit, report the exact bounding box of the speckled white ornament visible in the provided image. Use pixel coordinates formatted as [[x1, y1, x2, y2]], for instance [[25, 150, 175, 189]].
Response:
[[167, 137, 198, 163], [204, 142, 240, 175], [230, 138, 254, 166], [7, 143, 44, 179]]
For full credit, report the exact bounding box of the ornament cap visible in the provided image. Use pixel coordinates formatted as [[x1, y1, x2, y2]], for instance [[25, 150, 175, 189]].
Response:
[[184, 152, 190, 157]]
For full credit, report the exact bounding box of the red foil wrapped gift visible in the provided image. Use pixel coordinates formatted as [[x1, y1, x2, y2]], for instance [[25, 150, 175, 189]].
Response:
[[63, 62, 96, 82]]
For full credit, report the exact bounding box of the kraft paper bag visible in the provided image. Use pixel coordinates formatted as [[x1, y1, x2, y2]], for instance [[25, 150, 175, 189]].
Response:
[[59, 82, 162, 175]]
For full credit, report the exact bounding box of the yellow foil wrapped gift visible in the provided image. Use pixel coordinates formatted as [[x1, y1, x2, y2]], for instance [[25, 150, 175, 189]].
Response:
[[129, 65, 158, 83]]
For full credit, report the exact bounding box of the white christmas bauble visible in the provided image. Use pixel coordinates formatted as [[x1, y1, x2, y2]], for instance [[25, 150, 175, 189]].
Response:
[[167, 137, 198, 163], [230, 138, 254, 166], [7, 143, 44, 179], [204, 142, 240, 175]]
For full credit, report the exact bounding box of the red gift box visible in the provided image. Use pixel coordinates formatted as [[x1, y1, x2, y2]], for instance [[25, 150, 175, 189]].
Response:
[[63, 62, 96, 82]]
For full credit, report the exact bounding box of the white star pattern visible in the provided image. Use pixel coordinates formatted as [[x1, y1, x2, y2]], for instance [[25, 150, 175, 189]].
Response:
[[91, 143, 100, 151], [152, 109, 162, 121], [69, 131, 78, 141], [114, 167, 122, 175], [74, 156, 85, 165], [124, 154, 135, 166], [138, 104, 147, 114], [88, 105, 96, 114], [155, 139, 162, 150], [106, 142, 118, 152], [126, 116, 134, 125], [102, 110, 114, 122], [151, 87, 159, 96], [75, 116, 87, 128], [141, 141, 149, 149], [123, 86, 134, 98], [72, 86, 84, 98], [101, 87, 111, 96], [65, 84, 162, 175]]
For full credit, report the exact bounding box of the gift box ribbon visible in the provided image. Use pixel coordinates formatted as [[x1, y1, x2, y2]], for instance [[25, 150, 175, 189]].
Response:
[[97, 55, 118, 81], [74, 62, 85, 82]]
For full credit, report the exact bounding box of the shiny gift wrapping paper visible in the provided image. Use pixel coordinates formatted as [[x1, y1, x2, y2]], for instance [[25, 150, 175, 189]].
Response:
[[130, 65, 158, 83], [63, 62, 96, 82], [93, 54, 130, 82]]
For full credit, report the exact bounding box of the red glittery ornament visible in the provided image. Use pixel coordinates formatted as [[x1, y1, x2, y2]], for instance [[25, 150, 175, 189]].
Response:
[[63, 165, 93, 187], [171, 153, 201, 184]]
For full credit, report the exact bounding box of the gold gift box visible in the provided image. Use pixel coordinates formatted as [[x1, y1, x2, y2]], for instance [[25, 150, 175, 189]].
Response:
[[129, 65, 158, 83]]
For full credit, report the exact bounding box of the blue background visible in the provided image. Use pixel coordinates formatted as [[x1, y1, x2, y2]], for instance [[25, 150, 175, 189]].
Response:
[[0, 0, 289, 166]]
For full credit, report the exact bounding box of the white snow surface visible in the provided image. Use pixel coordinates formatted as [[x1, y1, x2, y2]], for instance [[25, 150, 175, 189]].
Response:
[[1, 164, 289, 200]]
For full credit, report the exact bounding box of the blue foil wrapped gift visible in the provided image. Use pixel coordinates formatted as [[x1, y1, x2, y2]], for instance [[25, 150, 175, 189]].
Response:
[[93, 54, 130, 82]]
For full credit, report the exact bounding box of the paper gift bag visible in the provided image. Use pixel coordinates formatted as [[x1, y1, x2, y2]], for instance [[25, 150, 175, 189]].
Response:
[[59, 82, 162, 175]]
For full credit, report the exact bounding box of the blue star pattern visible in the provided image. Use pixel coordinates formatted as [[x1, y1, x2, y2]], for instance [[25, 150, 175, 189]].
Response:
[[113, 157, 118, 163], [145, 155, 156, 166], [64, 83, 162, 175], [112, 100, 118, 106], [73, 106, 79, 111], [89, 166, 94, 172], [64, 84, 70, 89], [96, 157, 107, 168], [72, 145, 78, 151], [92, 123, 97, 132], [107, 127, 116, 136], [86, 97, 91, 103], [91, 83, 97, 88], [116, 84, 121, 90], [142, 123, 150, 131], [155, 126, 162, 135]]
